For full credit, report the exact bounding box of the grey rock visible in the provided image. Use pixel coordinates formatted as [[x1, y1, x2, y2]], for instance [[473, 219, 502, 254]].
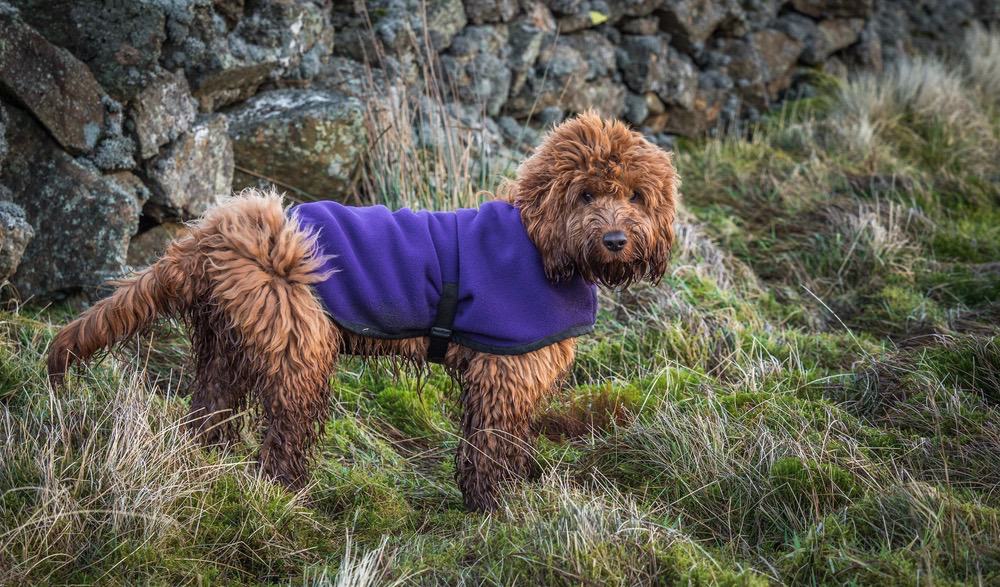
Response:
[[544, 0, 582, 16], [497, 116, 539, 148], [618, 35, 698, 108], [570, 83, 627, 117], [775, 12, 819, 46], [535, 106, 565, 127], [334, 0, 466, 59], [807, 19, 865, 65], [0, 103, 6, 173], [658, 0, 739, 53], [463, 0, 518, 24], [0, 106, 141, 300], [717, 28, 804, 108], [507, 31, 626, 117], [562, 30, 618, 80], [791, 0, 873, 19], [778, 13, 864, 65], [646, 132, 676, 151], [620, 0, 664, 17], [842, 19, 883, 72], [127, 222, 187, 269], [556, 1, 621, 33], [88, 96, 136, 171], [624, 92, 649, 125], [0, 10, 105, 154], [11, 0, 166, 102], [737, 0, 783, 31], [146, 115, 233, 222], [442, 25, 512, 116], [313, 57, 393, 99], [166, 0, 335, 111], [0, 197, 33, 284], [130, 70, 198, 160], [91, 135, 137, 171], [506, 37, 587, 115], [426, 0, 470, 50], [751, 28, 805, 96], [871, 0, 980, 64], [508, 5, 556, 74], [618, 16, 659, 35], [228, 89, 366, 201]]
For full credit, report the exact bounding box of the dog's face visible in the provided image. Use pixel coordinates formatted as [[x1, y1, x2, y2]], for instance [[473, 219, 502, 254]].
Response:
[[510, 112, 679, 288]]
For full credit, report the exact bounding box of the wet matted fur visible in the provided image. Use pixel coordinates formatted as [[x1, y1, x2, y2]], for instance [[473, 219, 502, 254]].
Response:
[[47, 113, 679, 511]]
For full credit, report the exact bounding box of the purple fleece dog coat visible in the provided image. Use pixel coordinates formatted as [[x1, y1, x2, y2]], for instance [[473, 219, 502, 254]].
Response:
[[292, 200, 598, 356]]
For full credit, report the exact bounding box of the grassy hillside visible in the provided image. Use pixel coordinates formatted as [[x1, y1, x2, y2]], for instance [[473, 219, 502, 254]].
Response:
[[2, 28, 999, 585]]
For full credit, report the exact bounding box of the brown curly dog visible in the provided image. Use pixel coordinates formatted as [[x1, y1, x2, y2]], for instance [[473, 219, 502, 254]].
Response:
[[47, 112, 678, 511]]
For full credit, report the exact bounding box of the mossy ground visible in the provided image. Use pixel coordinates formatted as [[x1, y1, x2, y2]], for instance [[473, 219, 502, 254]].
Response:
[[3, 36, 1000, 585]]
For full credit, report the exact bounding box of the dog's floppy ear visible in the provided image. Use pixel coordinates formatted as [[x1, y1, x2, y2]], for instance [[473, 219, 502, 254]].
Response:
[[509, 156, 577, 282], [643, 144, 679, 284]]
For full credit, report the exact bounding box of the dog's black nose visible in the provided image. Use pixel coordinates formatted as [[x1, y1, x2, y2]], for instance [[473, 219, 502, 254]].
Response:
[[602, 231, 627, 252]]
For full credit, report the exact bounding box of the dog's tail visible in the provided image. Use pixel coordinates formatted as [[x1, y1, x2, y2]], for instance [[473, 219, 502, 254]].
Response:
[[46, 247, 190, 388]]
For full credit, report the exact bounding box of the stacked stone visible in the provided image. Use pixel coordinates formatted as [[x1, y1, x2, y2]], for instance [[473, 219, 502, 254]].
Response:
[[0, 0, 992, 301]]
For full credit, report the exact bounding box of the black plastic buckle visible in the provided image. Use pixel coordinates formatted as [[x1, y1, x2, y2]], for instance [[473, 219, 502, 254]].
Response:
[[430, 326, 452, 339], [427, 282, 458, 363]]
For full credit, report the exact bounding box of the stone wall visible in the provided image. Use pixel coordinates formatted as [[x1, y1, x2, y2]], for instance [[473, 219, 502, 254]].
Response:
[[0, 0, 994, 301]]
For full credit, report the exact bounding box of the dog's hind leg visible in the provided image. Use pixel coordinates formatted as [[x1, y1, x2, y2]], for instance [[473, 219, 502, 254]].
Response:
[[246, 282, 338, 489], [196, 191, 339, 489], [186, 307, 248, 448], [455, 339, 576, 511]]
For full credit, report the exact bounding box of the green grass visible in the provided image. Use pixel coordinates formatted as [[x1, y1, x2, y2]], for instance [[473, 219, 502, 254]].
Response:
[[2, 29, 1000, 585]]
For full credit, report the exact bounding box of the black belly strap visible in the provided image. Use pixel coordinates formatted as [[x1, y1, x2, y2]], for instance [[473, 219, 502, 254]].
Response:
[[427, 281, 458, 363]]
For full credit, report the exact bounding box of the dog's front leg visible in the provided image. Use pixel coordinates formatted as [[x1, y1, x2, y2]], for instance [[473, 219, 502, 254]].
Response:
[[455, 340, 576, 512]]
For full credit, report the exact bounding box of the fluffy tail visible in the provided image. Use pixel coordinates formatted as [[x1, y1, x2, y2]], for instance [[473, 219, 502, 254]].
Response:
[[47, 258, 187, 387]]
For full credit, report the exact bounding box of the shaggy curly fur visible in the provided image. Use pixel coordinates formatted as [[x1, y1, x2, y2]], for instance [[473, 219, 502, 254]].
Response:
[[47, 113, 678, 511]]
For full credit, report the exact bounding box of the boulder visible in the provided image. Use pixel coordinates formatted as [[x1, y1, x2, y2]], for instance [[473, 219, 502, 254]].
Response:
[[463, 0, 518, 24], [505, 37, 587, 116], [791, 0, 873, 19], [10, 0, 166, 102], [146, 115, 234, 222], [566, 83, 627, 117], [0, 103, 7, 173], [129, 70, 198, 160], [228, 90, 366, 201], [164, 0, 335, 111], [618, 35, 698, 109], [441, 25, 512, 116], [751, 29, 805, 96], [737, 0, 784, 32], [543, 0, 582, 16], [807, 19, 865, 65], [561, 30, 618, 80], [333, 0, 466, 62], [425, 0, 470, 51], [842, 20, 883, 72], [871, 0, 980, 63], [0, 10, 104, 154], [127, 223, 187, 268], [619, 16, 659, 35], [0, 107, 141, 300], [0, 196, 33, 284], [508, 4, 556, 81], [779, 14, 865, 65], [658, 0, 738, 53], [624, 92, 649, 125], [717, 29, 804, 108]]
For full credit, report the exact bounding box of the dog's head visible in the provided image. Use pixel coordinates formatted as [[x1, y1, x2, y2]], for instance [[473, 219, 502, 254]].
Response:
[[506, 112, 679, 288]]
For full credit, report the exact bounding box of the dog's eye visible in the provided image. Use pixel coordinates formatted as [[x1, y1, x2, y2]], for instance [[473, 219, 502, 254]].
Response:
[[631, 191, 642, 203], [581, 192, 594, 204]]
